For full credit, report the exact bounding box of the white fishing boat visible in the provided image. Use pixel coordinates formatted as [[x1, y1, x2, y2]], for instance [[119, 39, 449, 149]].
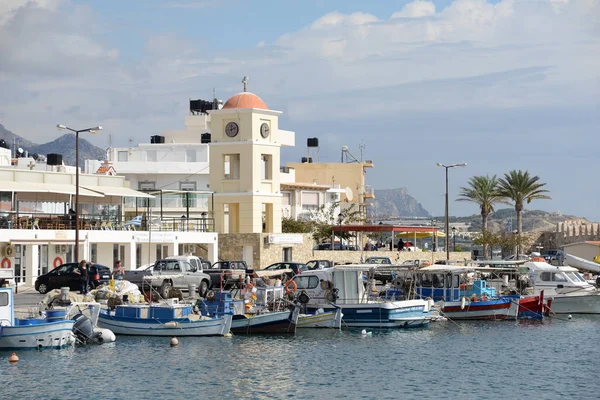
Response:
[[564, 254, 600, 273], [297, 308, 342, 329], [0, 287, 75, 350], [524, 260, 600, 314], [291, 266, 432, 328], [98, 299, 232, 336]]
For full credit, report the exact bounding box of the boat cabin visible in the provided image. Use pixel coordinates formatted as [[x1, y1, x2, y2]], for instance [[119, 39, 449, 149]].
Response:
[[524, 261, 594, 295], [292, 267, 367, 306], [0, 287, 15, 326], [415, 266, 496, 302]]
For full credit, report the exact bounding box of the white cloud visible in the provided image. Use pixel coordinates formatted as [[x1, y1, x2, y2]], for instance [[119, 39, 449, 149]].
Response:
[[391, 0, 436, 18]]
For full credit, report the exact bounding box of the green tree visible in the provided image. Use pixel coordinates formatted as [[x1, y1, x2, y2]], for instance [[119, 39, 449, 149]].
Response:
[[281, 217, 314, 233], [457, 175, 502, 259], [497, 170, 551, 235], [309, 201, 364, 244]]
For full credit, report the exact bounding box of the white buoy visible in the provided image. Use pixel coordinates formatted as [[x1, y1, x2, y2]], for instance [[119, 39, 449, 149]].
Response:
[[224, 332, 232, 338], [461, 297, 466, 310], [170, 337, 179, 347], [361, 329, 367, 335], [568, 315, 572, 320], [94, 328, 116, 343]]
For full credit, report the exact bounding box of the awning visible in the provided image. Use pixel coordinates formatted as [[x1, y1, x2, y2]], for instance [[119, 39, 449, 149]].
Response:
[[42, 184, 104, 197], [396, 231, 446, 238], [0, 181, 104, 197], [82, 185, 154, 198]]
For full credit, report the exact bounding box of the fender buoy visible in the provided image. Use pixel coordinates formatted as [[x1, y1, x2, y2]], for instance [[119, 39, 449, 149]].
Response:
[[460, 297, 466, 310], [531, 257, 545, 262], [245, 283, 254, 293], [53, 257, 64, 268], [459, 283, 467, 290], [285, 280, 298, 294], [0, 258, 10, 269]]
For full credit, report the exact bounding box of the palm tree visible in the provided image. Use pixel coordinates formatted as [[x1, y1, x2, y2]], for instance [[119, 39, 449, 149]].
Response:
[[496, 170, 551, 235], [457, 175, 502, 259]]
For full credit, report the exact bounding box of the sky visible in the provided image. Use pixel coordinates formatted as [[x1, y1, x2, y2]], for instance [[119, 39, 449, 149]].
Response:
[[0, 0, 598, 219]]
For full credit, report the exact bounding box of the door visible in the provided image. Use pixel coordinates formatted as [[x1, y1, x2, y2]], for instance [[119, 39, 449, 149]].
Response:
[[282, 247, 292, 262], [65, 264, 81, 291], [172, 261, 186, 289], [180, 260, 198, 288], [48, 264, 72, 290]]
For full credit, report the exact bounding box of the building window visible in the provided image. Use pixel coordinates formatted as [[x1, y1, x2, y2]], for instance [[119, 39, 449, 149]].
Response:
[[261, 154, 272, 180], [301, 192, 319, 211], [180, 182, 196, 208], [139, 181, 156, 191], [224, 154, 240, 180], [118, 151, 128, 162], [282, 192, 293, 206], [91, 244, 98, 263], [147, 150, 157, 162], [186, 149, 196, 162], [180, 182, 196, 191]]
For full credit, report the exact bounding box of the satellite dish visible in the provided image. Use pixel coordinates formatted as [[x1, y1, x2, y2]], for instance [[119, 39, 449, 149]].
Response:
[[345, 187, 354, 201], [17, 147, 24, 154], [341, 145, 349, 152]]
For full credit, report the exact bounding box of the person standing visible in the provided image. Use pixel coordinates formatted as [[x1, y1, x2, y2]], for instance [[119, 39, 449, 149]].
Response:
[[397, 238, 405, 251], [113, 260, 125, 280], [74, 260, 89, 294]]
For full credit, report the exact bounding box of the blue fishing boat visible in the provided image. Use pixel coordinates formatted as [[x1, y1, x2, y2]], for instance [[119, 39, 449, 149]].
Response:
[[98, 299, 232, 336], [201, 289, 298, 334], [0, 287, 75, 350], [416, 265, 512, 320]]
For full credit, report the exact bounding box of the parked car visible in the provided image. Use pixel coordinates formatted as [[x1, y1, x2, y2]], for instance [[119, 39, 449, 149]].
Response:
[[306, 260, 335, 270], [263, 262, 308, 276], [365, 257, 392, 265], [35, 263, 112, 294], [124, 256, 212, 298]]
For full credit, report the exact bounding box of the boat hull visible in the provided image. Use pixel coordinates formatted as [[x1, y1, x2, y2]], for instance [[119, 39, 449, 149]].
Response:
[[443, 298, 511, 320], [297, 309, 342, 329], [505, 295, 545, 320], [546, 294, 600, 314], [230, 310, 298, 334], [97, 312, 232, 336], [318, 300, 431, 328], [0, 320, 75, 350]]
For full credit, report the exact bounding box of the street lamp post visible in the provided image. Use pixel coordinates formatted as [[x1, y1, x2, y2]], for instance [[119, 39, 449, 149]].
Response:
[[436, 162, 467, 262], [337, 213, 343, 250], [57, 124, 102, 263], [452, 226, 457, 251]]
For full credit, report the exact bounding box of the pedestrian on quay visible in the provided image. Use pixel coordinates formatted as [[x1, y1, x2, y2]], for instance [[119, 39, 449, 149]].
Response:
[[74, 260, 89, 294], [113, 260, 125, 280]]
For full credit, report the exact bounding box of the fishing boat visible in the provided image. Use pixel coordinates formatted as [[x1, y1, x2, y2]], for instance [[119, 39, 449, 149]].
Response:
[[416, 265, 511, 320], [297, 308, 342, 329], [564, 253, 600, 273], [522, 260, 600, 314], [0, 287, 75, 350], [97, 298, 232, 336], [201, 289, 299, 334], [290, 266, 433, 328]]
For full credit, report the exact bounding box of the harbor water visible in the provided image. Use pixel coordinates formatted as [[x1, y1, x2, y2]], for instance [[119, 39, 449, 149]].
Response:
[[2, 316, 600, 400]]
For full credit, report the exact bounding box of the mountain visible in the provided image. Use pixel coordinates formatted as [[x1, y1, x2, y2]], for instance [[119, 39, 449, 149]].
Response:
[[0, 123, 106, 167], [373, 188, 431, 218]]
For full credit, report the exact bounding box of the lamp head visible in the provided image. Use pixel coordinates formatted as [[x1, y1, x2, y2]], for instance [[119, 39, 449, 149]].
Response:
[[436, 163, 443, 167], [88, 126, 103, 134], [57, 124, 66, 129]]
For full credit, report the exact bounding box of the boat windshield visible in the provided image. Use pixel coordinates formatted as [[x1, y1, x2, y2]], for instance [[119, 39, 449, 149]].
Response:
[[565, 272, 586, 283], [540, 272, 568, 282]]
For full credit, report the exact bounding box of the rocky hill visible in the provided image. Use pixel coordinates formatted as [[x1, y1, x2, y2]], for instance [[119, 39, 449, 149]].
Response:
[[0, 123, 105, 166], [373, 188, 430, 218], [446, 208, 590, 233]]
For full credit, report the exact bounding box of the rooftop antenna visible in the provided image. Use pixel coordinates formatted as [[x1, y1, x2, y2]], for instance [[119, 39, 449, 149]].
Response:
[[128, 137, 133, 149], [242, 76, 249, 92], [359, 140, 365, 162]]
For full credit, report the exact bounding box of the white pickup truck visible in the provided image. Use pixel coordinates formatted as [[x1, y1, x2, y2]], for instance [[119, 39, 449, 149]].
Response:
[[124, 255, 212, 298]]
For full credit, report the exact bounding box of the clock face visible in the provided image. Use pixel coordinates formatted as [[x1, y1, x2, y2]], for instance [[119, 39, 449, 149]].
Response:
[[225, 122, 239, 137], [260, 123, 270, 138]]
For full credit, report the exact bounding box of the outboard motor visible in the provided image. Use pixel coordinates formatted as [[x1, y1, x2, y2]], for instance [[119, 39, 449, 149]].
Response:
[[72, 313, 95, 344]]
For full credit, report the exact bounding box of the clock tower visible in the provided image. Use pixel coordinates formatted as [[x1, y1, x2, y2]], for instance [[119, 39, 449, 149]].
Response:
[[208, 78, 285, 234]]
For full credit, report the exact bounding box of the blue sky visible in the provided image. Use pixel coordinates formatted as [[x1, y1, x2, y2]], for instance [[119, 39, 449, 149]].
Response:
[[0, 0, 598, 220]]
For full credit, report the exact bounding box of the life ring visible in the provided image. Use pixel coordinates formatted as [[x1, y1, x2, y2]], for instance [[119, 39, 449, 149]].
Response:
[[53, 257, 64, 268], [285, 280, 298, 293], [245, 283, 254, 293], [0, 258, 10, 269]]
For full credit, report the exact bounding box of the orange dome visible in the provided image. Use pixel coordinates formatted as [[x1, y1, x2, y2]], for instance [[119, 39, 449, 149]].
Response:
[[222, 92, 268, 110]]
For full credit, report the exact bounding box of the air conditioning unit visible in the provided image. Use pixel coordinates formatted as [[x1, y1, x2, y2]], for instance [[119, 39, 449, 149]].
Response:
[[55, 245, 61, 253], [61, 245, 68, 253], [3, 245, 16, 258]]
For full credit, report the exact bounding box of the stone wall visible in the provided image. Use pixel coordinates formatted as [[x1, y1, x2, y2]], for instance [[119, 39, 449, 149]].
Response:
[[195, 232, 470, 268]]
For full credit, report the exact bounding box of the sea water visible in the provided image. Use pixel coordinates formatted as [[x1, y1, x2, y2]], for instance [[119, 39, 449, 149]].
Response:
[[1, 316, 599, 400]]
